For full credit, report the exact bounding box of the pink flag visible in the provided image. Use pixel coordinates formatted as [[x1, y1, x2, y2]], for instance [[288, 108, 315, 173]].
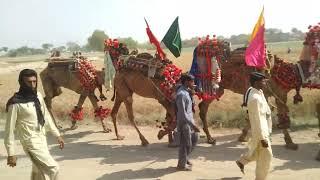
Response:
[[245, 8, 266, 68], [245, 26, 266, 68]]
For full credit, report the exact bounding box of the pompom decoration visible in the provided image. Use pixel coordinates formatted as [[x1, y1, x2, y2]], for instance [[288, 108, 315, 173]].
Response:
[[69, 106, 84, 121], [159, 64, 182, 101], [94, 106, 112, 120]]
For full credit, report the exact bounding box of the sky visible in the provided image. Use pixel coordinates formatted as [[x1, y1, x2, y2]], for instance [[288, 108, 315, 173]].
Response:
[[0, 0, 319, 48]]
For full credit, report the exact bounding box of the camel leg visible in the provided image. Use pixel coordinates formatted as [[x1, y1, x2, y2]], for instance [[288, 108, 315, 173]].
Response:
[[70, 95, 87, 130], [40, 70, 62, 129], [88, 94, 111, 133], [44, 96, 61, 129], [98, 84, 107, 101], [316, 103, 320, 138], [315, 103, 320, 161], [316, 150, 320, 161], [124, 96, 149, 146], [157, 100, 176, 144], [111, 96, 124, 140], [275, 93, 298, 150], [199, 100, 216, 145]]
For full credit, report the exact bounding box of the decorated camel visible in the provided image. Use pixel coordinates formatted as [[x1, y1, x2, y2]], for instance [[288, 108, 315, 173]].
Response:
[[192, 25, 320, 158], [40, 53, 112, 132], [105, 38, 231, 146]]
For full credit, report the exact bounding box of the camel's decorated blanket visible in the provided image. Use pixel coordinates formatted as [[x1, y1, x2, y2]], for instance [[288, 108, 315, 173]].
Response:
[[48, 57, 99, 92], [104, 38, 182, 101], [119, 55, 182, 101], [190, 36, 223, 100], [271, 23, 320, 91]]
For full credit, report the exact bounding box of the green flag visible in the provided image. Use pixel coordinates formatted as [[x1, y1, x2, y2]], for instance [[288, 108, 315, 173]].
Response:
[[162, 16, 181, 58]]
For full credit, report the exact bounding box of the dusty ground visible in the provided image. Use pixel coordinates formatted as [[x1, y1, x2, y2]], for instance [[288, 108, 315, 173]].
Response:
[[0, 121, 319, 180]]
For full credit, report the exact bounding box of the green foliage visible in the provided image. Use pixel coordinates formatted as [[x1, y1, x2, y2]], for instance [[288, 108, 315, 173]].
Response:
[[66, 42, 81, 52], [7, 46, 45, 57], [87, 30, 109, 51], [55, 46, 66, 52], [41, 43, 53, 51], [1, 47, 8, 52], [118, 37, 138, 49]]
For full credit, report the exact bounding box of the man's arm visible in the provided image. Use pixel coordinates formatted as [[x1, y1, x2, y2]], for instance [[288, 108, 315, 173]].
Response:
[[39, 95, 64, 149], [5, 104, 18, 157], [5, 104, 18, 167]]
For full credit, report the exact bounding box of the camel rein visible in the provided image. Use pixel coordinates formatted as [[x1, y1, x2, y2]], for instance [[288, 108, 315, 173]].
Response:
[[148, 78, 174, 103]]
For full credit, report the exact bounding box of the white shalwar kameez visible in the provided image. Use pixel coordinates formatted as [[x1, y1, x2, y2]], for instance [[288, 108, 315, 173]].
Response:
[[238, 87, 273, 180], [4, 92, 61, 180]]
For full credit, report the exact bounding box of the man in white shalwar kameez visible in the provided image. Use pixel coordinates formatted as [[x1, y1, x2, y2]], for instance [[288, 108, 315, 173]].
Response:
[[4, 69, 64, 180], [236, 72, 273, 180]]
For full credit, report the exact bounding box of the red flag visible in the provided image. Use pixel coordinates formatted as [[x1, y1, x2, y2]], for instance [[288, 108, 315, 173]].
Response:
[[145, 18, 166, 60]]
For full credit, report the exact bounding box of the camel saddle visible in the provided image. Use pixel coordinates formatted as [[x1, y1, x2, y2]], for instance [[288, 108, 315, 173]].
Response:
[[47, 58, 78, 71], [119, 54, 165, 78]]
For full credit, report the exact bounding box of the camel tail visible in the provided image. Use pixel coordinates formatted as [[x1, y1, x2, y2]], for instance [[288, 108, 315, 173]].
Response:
[[111, 87, 116, 101]]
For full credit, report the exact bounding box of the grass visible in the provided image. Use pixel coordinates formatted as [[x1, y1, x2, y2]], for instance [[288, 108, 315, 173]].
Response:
[[0, 41, 319, 130]]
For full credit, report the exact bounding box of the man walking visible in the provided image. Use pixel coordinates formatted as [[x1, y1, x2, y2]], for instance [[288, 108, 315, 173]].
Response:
[[236, 72, 273, 180], [4, 69, 64, 180], [176, 74, 200, 171]]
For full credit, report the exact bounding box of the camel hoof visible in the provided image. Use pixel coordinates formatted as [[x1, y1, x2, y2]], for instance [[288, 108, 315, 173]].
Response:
[[285, 143, 298, 150], [116, 135, 125, 140], [103, 128, 112, 133], [207, 138, 217, 145], [141, 140, 149, 146], [316, 151, 320, 161], [157, 130, 166, 140], [238, 135, 248, 142], [70, 125, 78, 130], [140, 136, 149, 146], [168, 143, 179, 148]]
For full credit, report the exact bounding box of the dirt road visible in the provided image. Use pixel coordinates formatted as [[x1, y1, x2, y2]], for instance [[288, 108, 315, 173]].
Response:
[[0, 122, 319, 180]]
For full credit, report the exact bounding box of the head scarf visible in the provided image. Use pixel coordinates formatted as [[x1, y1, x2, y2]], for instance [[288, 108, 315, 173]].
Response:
[[6, 69, 45, 126]]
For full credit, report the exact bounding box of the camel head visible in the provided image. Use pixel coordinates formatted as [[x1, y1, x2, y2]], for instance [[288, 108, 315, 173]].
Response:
[[189, 35, 231, 100], [104, 38, 130, 62], [196, 35, 231, 62], [300, 24, 320, 61]]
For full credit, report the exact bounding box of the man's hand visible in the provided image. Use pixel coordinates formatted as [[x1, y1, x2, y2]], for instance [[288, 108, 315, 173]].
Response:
[[57, 136, 64, 150], [7, 156, 17, 167], [261, 139, 269, 148]]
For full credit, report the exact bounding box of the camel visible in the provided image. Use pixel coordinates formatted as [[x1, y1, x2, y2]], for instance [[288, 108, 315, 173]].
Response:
[[40, 56, 111, 132], [107, 40, 232, 146], [196, 25, 320, 158]]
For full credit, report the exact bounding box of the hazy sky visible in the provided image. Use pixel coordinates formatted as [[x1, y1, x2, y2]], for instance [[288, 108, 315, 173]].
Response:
[[1, 0, 319, 48]]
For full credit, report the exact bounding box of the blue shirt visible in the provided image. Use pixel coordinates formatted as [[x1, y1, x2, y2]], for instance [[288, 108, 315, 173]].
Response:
[[176, 86, 195, 131]]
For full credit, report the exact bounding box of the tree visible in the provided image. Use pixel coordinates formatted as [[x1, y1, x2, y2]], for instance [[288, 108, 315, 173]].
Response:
[[42, 43, 53, 51], [56, 46, 66, 52], [87, 30, 109, 51], [1, 47, 8, 52], [118, 37, 138, 49], [66, 42, 81, 52]]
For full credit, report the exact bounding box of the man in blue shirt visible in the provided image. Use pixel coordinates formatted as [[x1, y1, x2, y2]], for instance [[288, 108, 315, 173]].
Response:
[[176, 74, 200, 171]]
